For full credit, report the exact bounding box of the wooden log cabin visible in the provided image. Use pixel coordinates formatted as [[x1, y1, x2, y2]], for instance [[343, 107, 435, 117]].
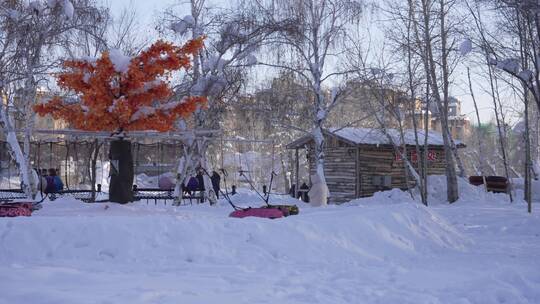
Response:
[[286, 128, 465, 203]]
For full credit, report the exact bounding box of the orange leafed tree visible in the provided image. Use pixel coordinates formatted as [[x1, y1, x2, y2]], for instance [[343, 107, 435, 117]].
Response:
[[34, 38, 206, 132]]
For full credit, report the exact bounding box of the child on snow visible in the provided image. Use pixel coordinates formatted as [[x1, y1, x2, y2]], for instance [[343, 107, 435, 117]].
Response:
[[185, 175, 199, 196], [45, 168, 64, 193]]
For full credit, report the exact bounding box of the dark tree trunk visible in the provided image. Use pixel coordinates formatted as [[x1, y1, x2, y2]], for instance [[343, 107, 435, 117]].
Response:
[[109, 139, 134, 203]]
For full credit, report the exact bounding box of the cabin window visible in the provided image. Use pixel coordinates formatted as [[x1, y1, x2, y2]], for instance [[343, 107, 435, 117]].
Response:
[[372, 175, 392, 189]]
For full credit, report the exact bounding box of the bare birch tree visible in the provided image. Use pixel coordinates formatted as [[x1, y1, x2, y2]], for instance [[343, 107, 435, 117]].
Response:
[[0, 0, 103, 198], [160, 0, 279, 204], [469, 0, 540, 211], [407, 0, 462, 203], [256, 0, 363, 205]]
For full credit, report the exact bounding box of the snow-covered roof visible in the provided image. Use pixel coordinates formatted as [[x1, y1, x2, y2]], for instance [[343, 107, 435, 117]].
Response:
[[287, 127, 465, 148]]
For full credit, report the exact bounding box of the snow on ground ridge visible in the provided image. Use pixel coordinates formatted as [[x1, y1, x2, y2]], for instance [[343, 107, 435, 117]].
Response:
[[0, 197, 468, 268], [1, 175, 539, 303]]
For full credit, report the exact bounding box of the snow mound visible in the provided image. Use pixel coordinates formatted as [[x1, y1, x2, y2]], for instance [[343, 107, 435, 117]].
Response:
[[348, 175, 502, 207], [0, 195, 467, 269], [427, 175, 513, 205]]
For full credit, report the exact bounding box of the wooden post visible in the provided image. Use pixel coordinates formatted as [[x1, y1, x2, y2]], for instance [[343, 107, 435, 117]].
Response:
[[355, 147, 360, 198], [295, 148, 299, 199]]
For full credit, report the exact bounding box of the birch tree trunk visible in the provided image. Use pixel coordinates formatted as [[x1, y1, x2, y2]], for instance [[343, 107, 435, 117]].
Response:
[[174, 141, 195, 205], [196, 138, 217, 205], [486, 63, 513, 202], [467, 67, 488, 191], [0, 102, 36, 198], [311, 123, 328, 206], [417, 0, 459, 203]]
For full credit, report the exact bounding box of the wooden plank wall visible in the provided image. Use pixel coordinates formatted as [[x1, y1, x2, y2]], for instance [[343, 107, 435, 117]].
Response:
[[307, 138, 357, 203], [357, 147, 408, 197], [324, 148, 357, 202], [305, 136, 449, 202], [357, 146, 447, 197]]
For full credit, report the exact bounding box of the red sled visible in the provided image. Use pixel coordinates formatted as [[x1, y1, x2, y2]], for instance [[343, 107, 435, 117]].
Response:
[[229, 207, 284, 219], [0, 202, 34, 217]]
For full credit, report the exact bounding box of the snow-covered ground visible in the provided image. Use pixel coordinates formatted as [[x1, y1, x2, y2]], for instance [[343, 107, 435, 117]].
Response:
[[1, 177, 539, 304]]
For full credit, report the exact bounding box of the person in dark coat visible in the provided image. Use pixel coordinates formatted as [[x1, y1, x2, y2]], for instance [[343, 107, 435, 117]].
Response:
[[45, 168, 64, 193], [299, 182, 309, 202], [196, 170, 205, 191], [186, 175, 199, 196], [210, 171, 221, 199]]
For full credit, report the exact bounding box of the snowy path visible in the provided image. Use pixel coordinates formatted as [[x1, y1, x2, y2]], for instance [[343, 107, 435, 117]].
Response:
[[0, 189, 539, 304]]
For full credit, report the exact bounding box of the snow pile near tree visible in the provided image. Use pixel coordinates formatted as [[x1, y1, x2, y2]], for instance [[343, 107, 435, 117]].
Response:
[[512, 178, 540, 202], [348, 175, 514, 206], [426, 175, 513, 205]]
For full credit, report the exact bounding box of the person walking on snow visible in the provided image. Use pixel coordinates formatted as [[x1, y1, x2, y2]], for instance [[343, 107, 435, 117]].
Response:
[[45, 168, 64, 193], [196, 170, 205, 191], [211, 171, 221, 199]]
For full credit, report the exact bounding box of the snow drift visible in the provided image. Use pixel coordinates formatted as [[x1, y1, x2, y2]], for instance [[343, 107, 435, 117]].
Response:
[[1, 177, 538, 303], [0, 197, 467, 268]]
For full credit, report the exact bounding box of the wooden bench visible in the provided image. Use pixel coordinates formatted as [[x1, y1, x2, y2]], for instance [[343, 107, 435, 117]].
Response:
[[469, 176, 509, 193]]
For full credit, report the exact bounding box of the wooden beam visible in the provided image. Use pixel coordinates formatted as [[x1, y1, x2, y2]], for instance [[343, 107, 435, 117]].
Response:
[[295, 148, 300, 199]]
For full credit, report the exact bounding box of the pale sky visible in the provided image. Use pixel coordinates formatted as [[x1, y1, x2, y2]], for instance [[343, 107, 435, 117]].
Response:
[[101, 0, 516, 125]]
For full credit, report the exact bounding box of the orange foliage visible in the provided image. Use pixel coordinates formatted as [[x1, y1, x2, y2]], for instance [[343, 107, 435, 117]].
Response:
[[34, 38, 206, 132]]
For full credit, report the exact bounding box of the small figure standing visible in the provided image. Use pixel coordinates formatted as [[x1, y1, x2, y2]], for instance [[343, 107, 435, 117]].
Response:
[[196, 170, 205, 191], [299, 182, 310, 202], [45, 168, 64, 193], [210, 171, 221, 199], [185, 175, 199, 196]]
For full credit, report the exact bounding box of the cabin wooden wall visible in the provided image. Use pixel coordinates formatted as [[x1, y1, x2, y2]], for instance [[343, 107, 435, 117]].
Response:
[[307, 138, 357, 203], [357, 146, 446, 197], [423, 148, 446, 175], [306, 137, 448, 202], [357, 146, 407, 197]]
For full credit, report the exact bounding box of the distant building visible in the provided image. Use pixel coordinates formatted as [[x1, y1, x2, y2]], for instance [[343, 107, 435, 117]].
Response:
[[402, 98, 434, 131], [1, 87, 68, 142], [331, 81, 471, 141], [425, 97, 471, 140]]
